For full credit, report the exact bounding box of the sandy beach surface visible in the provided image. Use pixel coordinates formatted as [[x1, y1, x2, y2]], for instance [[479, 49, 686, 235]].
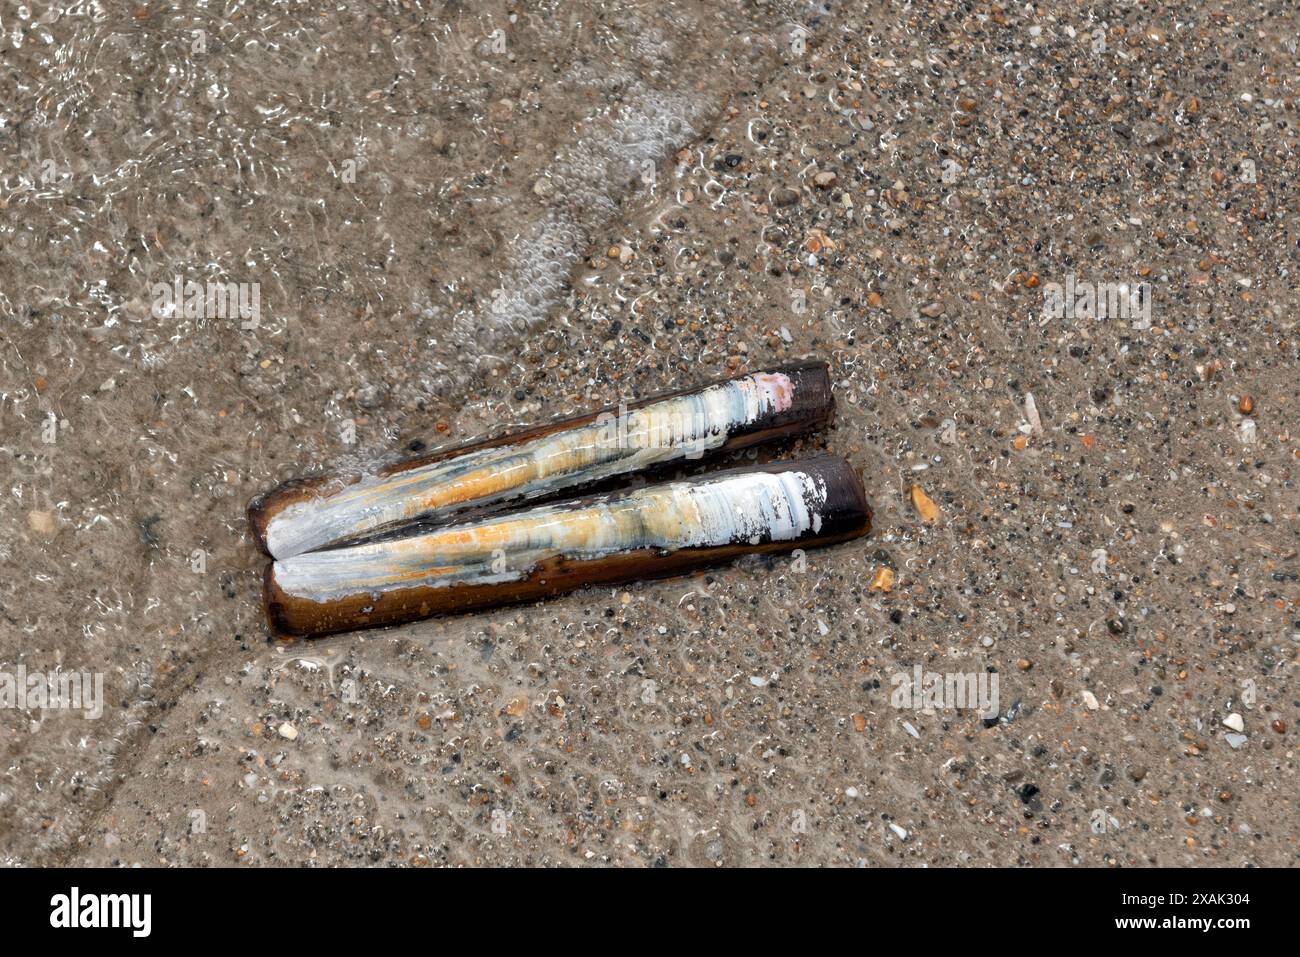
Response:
[[1, 1, 1295, 866]]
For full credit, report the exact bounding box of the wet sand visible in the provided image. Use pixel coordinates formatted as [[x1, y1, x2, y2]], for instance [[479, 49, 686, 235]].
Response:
[[0, 1, 1295, 866]]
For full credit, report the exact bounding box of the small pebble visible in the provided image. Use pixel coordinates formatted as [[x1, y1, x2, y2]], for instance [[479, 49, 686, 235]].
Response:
[[869, 566, 895, 592], [910, 484, 940, 523]]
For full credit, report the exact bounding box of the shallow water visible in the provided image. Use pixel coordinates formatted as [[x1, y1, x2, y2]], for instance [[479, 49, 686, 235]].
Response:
[[2, 1, 1297, 866], [0, 0, 811, 861]]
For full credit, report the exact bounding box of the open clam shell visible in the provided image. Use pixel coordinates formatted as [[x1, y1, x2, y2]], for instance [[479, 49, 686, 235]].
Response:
[[264, 454, 870, 638], [248, 362, 834, 560]]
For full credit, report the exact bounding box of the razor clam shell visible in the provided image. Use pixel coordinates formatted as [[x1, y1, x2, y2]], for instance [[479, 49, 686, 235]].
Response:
[[248, 361, 833, 560], [264, 454, 870, 638]]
